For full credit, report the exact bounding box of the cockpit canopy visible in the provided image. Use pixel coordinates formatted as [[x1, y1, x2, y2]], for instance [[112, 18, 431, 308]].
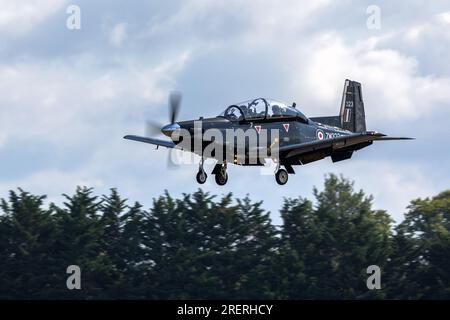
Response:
[[219, 98, 308, 122]]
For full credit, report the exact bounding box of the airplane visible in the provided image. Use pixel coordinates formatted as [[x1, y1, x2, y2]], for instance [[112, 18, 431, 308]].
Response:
[[124, 79, 413, 186]]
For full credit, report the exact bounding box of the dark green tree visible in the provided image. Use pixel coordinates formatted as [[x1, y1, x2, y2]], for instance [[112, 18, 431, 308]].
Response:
[[0, 190, 57, 299], [231, 197, 279, 299], [279, 174, 393, 299], [140, 190, 279, 299], [1, 178, 449, 300], [116, 201, 147, 299], [51, 187, 106, 298], [387, 190, 450, 299]]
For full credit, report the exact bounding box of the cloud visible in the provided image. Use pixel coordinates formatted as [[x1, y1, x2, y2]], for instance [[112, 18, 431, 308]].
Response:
[[0, 169, 104, 205], [0, 48, 192, 208], [303, 160, 440, 223], [280, 32, 450, 124], [0, 51, 190, 148], [140, 0, 450, 123], [0, 0, 66, 35], [375, 10, 450, 75], [436, 11, 450, 24], [141, 0, 331, 49], [109, 22, 128, 47]]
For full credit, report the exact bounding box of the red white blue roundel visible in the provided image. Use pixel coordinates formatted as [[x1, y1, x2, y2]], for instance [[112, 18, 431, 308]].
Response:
[[316, 129, 325, 140]]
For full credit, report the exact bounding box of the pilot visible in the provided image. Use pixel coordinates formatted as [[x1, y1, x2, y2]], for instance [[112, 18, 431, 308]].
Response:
[[239, 105, 249, 116], [271, 105, 282, 117], [246, 105, 256, 117]]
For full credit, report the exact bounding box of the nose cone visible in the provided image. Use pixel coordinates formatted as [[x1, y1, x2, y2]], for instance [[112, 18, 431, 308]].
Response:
[[161, 123, 181, 137]]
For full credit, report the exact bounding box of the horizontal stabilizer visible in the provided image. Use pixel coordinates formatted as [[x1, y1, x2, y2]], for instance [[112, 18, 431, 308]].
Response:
[[375, 136, 414, 141]]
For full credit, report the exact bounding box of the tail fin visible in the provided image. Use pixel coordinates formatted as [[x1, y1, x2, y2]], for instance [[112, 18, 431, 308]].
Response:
[[340, 79, 366, 132], [310, 79, 367, 132]]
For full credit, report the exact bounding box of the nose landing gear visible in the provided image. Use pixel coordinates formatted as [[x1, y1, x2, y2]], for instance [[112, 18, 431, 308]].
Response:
[[274, 162, 289, 185], [196, 157, 208, 184], [275, 168, 289, 185], [196, 169, 207, 184]]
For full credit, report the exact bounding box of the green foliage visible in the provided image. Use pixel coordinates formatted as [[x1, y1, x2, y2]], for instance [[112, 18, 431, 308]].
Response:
[[279, 174, 393, 299], [0, 190, 57, 299], [140, 191, 278, 299], [386, 190, 450, 299], [0, 175, 448, 299]]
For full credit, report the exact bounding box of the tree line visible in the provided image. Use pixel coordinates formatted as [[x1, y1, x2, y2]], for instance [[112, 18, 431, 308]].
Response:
[[0, 174, 449, 299]]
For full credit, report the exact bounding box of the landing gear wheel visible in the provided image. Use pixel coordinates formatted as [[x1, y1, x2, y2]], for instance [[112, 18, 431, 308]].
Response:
[[215, 171, 228, 186], [196, 170, 207, 184], [275, 169, 288, 185]]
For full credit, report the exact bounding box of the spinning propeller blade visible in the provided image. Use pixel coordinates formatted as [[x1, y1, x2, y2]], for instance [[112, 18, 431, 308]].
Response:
[[144, 92, 183, 169], [169, 91, 182, 124]]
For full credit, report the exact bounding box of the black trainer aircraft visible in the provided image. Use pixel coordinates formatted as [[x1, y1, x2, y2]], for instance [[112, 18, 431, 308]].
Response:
[[124, 79, 412, 185]]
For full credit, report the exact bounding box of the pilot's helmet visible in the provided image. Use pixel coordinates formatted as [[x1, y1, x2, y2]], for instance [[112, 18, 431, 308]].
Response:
[[272, 105, 281, 115]]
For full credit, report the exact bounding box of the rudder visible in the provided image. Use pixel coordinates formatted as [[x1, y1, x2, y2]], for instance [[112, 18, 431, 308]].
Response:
[[340, 79, 366, 132]]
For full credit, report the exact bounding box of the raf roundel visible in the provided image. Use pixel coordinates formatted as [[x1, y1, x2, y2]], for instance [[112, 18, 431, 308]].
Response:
[[317, 129, 325, 140]]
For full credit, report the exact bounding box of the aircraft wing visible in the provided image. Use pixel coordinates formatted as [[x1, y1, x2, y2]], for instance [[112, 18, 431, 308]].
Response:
[[279, 131, 413, 159], [124, 135, 176, 149]]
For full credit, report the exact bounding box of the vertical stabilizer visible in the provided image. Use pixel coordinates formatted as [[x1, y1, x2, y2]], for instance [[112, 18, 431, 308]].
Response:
[[339, 79, 366, 132]]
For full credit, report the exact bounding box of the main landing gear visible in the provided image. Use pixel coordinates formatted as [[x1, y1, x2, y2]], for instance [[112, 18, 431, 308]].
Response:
[[196, 160, 292, 186], [214, 163, 228, 186], [196, 159, 229, 186]]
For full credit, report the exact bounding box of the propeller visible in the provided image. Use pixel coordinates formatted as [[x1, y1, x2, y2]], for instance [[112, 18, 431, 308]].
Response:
[[144, 91, 183, 169], [145, 91, 182, 137], [169, 91, 182, 124], [145, 120, 164, 137]]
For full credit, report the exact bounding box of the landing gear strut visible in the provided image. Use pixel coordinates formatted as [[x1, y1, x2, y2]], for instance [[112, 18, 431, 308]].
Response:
[[196, 157, 207, 184], [213, 163, 228, 186]]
